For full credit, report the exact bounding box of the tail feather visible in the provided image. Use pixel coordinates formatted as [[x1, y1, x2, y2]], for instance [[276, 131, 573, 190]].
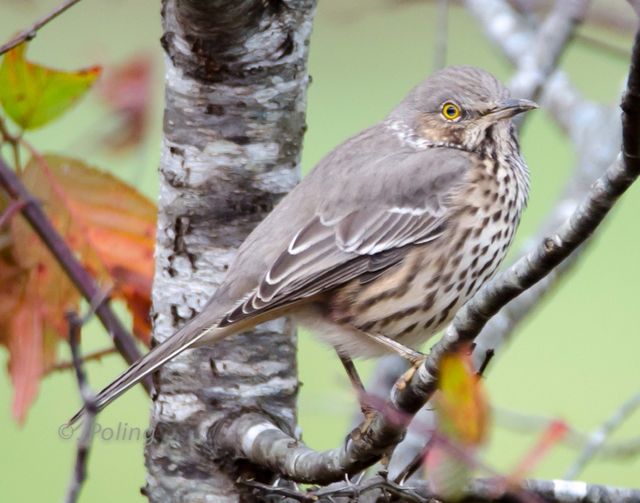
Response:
[[67, 317, 230, 426]]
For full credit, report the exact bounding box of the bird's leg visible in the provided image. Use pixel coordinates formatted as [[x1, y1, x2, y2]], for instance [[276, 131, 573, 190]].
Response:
[[336, 352, 377, 433], [359, 330, 426, 390], [359, 330, 425, 364]]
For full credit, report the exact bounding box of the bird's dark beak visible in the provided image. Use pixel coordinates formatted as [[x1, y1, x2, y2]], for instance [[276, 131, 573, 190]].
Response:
[[485, 98, 538, 120]]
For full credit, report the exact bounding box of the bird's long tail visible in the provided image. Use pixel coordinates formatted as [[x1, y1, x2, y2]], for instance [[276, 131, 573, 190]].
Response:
[[67, 314, 231, 426]]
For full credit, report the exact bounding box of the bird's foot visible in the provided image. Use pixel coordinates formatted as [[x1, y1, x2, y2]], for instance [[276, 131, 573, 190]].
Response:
[[395, 353, 426, 391], [359, 405, 377, 434]]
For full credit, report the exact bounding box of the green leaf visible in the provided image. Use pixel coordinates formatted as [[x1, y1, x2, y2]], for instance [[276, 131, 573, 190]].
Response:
[[436, 349, 490, 447], [0, 43, 101, 130]]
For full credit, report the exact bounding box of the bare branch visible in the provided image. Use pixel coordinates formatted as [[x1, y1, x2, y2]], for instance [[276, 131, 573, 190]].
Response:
[[214, 21, 640, 484], [509, 0, 589, 104], [465, 0, 594, 137], [63, 312, 97, 503], [0, 0, 84, 56], [629, 0, 640, 18], [434, 153, 637, 383], [565, 390, 640, 479], [496, 406, 640, 460], [242, 475, 640, 503], [394, 0, 636, 33], [575, 33, 630, 60], [432, 0, 449, 71], [45, 347, 117, 374], [469, 104, 619, 371], [0, 156, 151, 393]]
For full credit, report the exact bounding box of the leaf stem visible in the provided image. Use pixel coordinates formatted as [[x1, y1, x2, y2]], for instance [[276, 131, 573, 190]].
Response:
[[0, 115, 21, 172]]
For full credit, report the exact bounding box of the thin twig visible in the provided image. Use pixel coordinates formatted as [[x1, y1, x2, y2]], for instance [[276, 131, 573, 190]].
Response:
[[63, 312, 97, 503], [459, 0, 620, 371], [393, 437, 433, 484], [565, 390, 640, 479], [0, 0, 84, 56], [244, 474, 640, 503], [476, 349, 495, 377], [396, 0, 636, 34], [575, 32, 630, 60], [384, 0, 596, 476], [465, 0, 593, 137], [0, 155, 152, 394], [0, 197, 27, 228], [495, 407, 640, 460], [510, 0, 590, 126], [46, 347, 118, 374], [0, 116, 22, 171], [432, 0, 448, 71]]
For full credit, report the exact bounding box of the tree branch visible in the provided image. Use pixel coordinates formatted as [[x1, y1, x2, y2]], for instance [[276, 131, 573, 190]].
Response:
[[45, 347, 117, 374], [432, 0, 449, 71], [467, 3, 620, 369], [384, 0, 600, 478], [242, 475, 640, 503], [509, 0, 589, 107], [565, 390, 640, 479], [213, 18, 640, 484], [495, 406, 640, 460], [0, 0, 84, 56], [0, 156, 151, 393], [465, 0, 596, 138], [63, 312, 97, 503]]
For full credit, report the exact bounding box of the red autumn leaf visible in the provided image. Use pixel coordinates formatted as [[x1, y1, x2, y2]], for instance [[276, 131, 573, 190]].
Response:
[[98, 53, 153, 151], [14, 154, 156, 342], [0, 249, 78, 423], [435, 348, 490, 447], [9, 301, 44, 424], [0, 43, 101, 130], [0, 154, 156, 423]]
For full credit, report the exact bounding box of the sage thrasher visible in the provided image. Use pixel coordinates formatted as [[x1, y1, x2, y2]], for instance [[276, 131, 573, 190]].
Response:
[[70, 65, 536, 424]]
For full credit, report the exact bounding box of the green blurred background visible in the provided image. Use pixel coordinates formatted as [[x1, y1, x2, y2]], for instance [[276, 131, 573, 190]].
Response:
[[1, 0, 639, 500]]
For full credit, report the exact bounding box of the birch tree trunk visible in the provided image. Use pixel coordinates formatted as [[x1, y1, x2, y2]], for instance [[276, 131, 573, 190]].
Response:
[[144, 1, 316, 500]]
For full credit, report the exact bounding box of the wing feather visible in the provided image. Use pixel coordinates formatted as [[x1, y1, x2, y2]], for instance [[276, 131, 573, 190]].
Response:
[[219, 203, 448, 327]]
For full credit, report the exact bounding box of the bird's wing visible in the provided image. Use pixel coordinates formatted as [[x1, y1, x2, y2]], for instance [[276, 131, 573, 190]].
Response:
[[220, 203, 450, 326]]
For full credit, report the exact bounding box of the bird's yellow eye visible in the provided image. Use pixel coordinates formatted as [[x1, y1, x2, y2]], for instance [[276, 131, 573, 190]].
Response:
[[441, 101, 461, 121]]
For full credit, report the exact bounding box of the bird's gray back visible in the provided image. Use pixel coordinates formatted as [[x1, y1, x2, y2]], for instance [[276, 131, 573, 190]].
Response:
[[210, 122, 471, 314]]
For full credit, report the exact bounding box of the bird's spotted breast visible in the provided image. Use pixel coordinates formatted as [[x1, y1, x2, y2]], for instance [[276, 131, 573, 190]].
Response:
[[328, 153, 527, 355]]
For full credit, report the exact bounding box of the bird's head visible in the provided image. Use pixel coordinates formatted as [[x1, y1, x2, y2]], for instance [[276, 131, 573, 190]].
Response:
[[390, 66, 537, 153]]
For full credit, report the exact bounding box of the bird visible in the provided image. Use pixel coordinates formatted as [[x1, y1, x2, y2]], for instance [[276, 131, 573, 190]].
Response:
[[69, 65, 536, 425]]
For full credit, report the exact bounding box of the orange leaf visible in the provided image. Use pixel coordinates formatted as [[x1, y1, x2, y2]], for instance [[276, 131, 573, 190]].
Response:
[[0, 154, 155, 422], [0, 43, 101, 130], [8, 300, 44, 424], [0, 256, 23, 346], [15, 154, 156, 340], [1, 223, 79, 423], [435, 348, 490, 446]]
